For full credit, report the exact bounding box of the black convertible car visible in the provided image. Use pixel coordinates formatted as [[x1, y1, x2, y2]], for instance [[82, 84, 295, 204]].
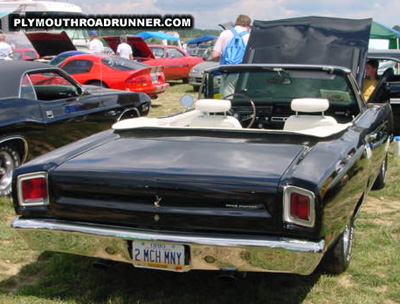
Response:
[[11, 17, 392, 276], [0, 61, 151, 196]]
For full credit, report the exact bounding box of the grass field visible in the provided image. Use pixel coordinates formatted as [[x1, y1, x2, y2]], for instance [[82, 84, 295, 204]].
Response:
[[0, 83, 399, 304]]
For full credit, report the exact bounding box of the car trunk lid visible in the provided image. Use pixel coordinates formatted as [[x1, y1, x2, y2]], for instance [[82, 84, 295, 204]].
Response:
[[25, 31, 76, 57], [48, 131, 312, 234]]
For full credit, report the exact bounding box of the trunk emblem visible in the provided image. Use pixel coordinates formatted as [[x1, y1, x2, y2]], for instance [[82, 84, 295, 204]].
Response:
[[154, 195, 162, 208]]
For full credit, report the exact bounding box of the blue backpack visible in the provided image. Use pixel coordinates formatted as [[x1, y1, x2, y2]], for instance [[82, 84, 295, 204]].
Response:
[[220, 28, 248, 65]]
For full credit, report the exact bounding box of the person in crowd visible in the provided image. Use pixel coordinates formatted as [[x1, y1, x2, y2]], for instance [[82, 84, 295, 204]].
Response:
[[116, 35, 133, 60], [211, 15, 252, 97], [211, 14, 251, 63], [89, 30, 104, 53], [363, 59, 379, 101], [0, 33, 13, 60]]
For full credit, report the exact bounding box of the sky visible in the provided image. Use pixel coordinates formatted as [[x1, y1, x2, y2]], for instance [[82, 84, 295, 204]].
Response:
[[68, 0, 400, 30]]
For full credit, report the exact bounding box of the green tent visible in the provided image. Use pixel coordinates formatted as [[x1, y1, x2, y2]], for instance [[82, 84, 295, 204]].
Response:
[[370, 21, 400, 49]]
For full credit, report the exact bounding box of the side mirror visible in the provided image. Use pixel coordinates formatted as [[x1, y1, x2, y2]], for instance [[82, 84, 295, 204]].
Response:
[[180, 94, 194, 110], [78, 86, 90, 96]]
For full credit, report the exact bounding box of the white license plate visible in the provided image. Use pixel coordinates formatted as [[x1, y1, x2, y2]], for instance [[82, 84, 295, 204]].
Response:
[[132, 241, 186, 272]]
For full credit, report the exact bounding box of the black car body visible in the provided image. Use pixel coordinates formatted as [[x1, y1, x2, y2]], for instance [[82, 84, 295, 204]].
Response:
[[0, 60, 151, 195], [11, 17, 392, 275]]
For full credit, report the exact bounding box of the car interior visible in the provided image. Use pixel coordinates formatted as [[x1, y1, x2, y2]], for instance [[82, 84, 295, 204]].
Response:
[[22, 71, 81, 101], [367, 58, 400, 102], [113, 97, 352, 138], [112, 68, 361, 137]]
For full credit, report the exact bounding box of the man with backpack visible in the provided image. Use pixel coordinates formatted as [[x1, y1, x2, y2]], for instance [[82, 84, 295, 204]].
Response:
[[211, 15, 251, 64], [211, 15, 251, 97]]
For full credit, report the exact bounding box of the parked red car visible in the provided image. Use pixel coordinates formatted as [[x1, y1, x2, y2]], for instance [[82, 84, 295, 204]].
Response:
[[103, 36, 204, 81], [59, 54, 168, 99], [147, 44, 204, 81], [13, 48, 40, 61]]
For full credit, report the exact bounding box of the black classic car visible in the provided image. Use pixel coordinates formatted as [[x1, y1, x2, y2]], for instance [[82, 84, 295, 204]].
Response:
[[11, 17, 392, 276], [0, 60, 151, 196]]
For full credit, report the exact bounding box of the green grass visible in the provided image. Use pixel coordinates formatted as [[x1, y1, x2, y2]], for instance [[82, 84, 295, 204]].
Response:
[[1, 84, 400, 303]]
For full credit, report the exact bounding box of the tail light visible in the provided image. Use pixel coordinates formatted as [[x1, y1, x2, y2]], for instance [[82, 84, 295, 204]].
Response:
[[283, 186, 315, 227], [126, 75, 149, 86], [17, 172, 49, 206]]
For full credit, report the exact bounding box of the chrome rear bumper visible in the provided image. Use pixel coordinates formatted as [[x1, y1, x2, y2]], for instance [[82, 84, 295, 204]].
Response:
[[12, 217, 325, 275]]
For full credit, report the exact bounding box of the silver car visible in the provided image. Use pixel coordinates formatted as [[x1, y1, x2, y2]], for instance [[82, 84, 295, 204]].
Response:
[[188, 61, 218, 91]]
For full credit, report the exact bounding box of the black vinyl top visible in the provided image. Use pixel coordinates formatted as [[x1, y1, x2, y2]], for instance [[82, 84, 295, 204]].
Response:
[[244, 16, 372, 87], [0, 60, 54, 99]]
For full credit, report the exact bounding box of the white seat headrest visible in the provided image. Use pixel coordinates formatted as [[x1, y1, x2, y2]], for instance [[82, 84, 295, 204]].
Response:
[[195, 99, 231, 113], [291, 98, 329, 113]]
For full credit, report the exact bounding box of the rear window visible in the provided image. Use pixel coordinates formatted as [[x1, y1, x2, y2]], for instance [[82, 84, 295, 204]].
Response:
[[101, 56, 148, 71], [62, 59, 93, 74]]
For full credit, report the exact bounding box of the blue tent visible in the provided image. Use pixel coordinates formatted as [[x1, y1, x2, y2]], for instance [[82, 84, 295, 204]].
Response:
[[186, 35, 218, 45], [136, 31, 179, 41]]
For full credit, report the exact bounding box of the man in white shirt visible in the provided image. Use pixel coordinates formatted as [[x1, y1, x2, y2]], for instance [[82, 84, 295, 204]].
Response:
[[211, 15, 251, 63], [88, 30, 104, 54], [211, 15, 251, 97], [117, 35, 133, 60], [0, 33, 13, 60]]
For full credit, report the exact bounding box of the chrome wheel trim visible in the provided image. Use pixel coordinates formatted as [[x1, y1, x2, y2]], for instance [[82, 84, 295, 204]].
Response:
[[0, 150, 15, 191], [382, 156, 388, 184], [342, 225, 353, 263]]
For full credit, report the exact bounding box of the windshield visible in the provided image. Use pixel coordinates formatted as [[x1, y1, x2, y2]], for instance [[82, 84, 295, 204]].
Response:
[[201, 67, 360, 128], [204, 68, 357, 107]]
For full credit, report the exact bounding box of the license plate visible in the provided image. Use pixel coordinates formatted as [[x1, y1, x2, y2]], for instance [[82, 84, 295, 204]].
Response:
[[132, 241, 186, 272]]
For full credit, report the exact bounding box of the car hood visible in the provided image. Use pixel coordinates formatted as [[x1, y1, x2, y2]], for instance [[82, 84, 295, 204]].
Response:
[[244, 16, 372, 87], [103, 36, 155, 59], [25, 31, 77, 57], [190, 61, 218, 72]]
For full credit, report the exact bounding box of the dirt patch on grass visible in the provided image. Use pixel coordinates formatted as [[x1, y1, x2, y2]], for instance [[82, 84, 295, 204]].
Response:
[[337, 275, 355, 289], [361, 196, 400, 215], [0, 260, 30, 277]]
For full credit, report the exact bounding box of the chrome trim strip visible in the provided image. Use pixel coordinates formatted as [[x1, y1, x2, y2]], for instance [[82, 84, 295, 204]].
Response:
[[207, 63, 352, 74], [12, 217, 325, 275], [271, 117, 288, 122]]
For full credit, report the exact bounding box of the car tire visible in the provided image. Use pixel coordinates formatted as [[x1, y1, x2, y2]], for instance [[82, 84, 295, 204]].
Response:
[[0, 144, 21, 196], [193, 86, 199, 92], [323, 218, 354, 275], [182, 77, 189, 84], [372, 154, 388, 190]]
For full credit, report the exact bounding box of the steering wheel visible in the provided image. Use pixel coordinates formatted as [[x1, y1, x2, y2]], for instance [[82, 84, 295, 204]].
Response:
[[223, 93, 257, 128]]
